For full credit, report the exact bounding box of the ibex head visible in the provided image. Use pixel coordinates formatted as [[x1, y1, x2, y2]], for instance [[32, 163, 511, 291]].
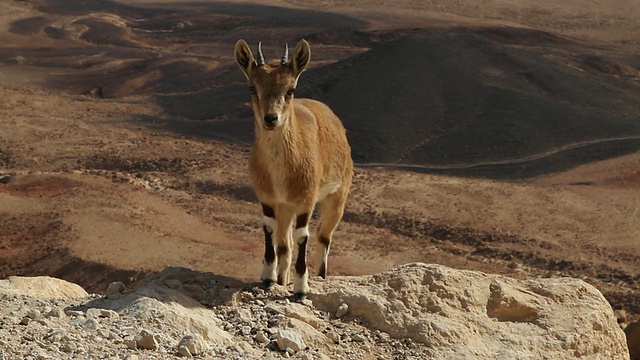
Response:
[[234, 39, 311, 131]]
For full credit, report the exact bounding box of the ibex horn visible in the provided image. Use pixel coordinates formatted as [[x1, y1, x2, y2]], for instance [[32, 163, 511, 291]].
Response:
[[257, 42, 266, 66], [281, 42, 289, 65]]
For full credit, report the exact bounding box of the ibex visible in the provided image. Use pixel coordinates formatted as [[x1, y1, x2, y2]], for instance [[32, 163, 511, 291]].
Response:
[[234, 39, 353, 299]]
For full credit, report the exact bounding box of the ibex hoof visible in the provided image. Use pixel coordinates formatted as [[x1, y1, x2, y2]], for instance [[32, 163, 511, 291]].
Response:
[[262, 279, 274, 288], [293, 292, 307, 302]]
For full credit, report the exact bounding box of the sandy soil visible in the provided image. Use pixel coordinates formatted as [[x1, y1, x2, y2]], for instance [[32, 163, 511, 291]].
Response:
[[1, 0, 640, 324]]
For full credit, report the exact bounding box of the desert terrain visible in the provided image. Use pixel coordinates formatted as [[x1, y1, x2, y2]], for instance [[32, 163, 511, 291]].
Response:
[[1, 0, 640, 331]]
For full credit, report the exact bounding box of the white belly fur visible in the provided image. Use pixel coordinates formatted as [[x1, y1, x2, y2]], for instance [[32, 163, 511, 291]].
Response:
[[318, 182, 341, 201]]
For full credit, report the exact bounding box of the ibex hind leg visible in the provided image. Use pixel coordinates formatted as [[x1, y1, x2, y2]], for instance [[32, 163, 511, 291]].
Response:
[[315, 192, 347, 279]]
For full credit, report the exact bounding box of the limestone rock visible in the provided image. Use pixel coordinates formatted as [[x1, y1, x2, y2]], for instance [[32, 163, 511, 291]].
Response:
[[276, 329, 306, 352], [0, 276, 87, 299], [178, 334, 208, 355], [309, 262, 629, 359]]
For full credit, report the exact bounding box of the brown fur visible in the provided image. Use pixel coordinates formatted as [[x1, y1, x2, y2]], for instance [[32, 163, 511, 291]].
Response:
[[234, 39, 353, 296]]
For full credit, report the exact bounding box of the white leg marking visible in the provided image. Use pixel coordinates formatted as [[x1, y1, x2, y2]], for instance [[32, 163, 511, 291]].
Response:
[[294, 268, 309, 295], [263, 216, 277, 233], [293, 226, 310, 244], [262, 259, 277, 282]]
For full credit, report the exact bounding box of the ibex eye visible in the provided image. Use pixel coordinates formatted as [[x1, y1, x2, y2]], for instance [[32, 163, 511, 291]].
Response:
[[286, 88, 295, 97], [249, 86, 257, 95]]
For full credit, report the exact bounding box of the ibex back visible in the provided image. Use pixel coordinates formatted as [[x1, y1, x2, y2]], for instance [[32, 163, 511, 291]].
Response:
[[234, 39, 353, 299]]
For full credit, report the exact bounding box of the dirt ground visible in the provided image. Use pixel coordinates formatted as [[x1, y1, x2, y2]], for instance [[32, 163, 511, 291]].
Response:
[[1, 0, 640, 324]]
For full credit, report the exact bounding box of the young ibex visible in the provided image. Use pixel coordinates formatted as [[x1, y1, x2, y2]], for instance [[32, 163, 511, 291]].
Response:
[[234, 39, 353, 299]]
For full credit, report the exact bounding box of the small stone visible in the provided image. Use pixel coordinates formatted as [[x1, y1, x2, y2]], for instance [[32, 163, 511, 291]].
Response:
[[285, 348, 296, 356], [105, 281, 125, 296], [36, 318, 52, 326], [99, 309, 118, 318], [378, 332, 391, 343], [325, 331, 340, 343], [182, 284, 205, 300], [123, 355, 139, 360], [64, 310, 84, 317], [352, 333, 366, 342], [86, 308, 101, 318], [276, 329, 306, 352], [83, 318, 99, 331], [178, 345, 193, 357], [241, 326, 252, 335], [255, 300, 265, 306], [45, 308, 65, 318], [20, 317, 31, 325], [45, 329, 65, 342], [299, 353, 314, 360], [61, 342, 76, 353], [164, 279, 183, 289], [135, 329, 159, 350], [178, 334, 208, 355], [125, 337, 137, 350], [27, 309, 41, 319], [255, 331, 270, 344], [336, 303, 348, 318]]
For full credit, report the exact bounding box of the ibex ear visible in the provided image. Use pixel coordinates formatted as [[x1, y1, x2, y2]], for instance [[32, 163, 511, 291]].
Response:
[[291, 39, 311, 79], [234, 39, 256, 81]]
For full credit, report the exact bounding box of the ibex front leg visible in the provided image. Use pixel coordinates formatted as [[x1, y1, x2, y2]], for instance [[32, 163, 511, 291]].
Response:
[[293, 210, 313, 299], [261, 203, 277, 287], [275, 204, 295, 286]]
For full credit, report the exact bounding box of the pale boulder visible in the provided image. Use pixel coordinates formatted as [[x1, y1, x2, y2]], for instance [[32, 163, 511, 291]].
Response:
[[0, 276, 88, 299], [309, 263, 629, 359]]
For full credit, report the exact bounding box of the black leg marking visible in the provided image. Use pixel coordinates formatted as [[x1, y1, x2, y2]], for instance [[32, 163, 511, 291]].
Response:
[[319, 235, 330, 246], [318, 262, 327, 279], [318, 236, 330, 279], [295, 236, 308, 276], [263, 225, 275, 264], [261, 203, 275, 218], [295, 213, 309, 229], [277, 245, 288, 257], [276, 245, 288, 285]]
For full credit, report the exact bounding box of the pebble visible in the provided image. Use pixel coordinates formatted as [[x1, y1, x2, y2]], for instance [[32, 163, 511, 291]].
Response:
[[61, 342, 76, 353], [83, 318, 99, 331], [336, 303, 349, 318], [178, 334, 208, 355], [255, 331, 270, 344], [135, 329, 159, 350], [378, 332, 391, 343], [276, 329, 306, 352], [352, 333, 367, 342], [178, 345, 193, 357], [45, 308, 65, 318], [27, 309, 42, 319], [64, 310, 84, 317], [182, 284, 205, 300], [326, 331, 340, 343], [86, 308, 102, 319], [105, 282, 125, 297], [164, 279, 183, 289]]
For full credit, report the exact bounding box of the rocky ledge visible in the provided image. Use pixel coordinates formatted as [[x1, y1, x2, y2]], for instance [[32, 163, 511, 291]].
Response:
[[0, 263, 630, 359]]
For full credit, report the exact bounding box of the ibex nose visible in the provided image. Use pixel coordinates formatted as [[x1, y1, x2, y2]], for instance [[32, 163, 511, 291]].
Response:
[[264, 114, 278, 126]]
